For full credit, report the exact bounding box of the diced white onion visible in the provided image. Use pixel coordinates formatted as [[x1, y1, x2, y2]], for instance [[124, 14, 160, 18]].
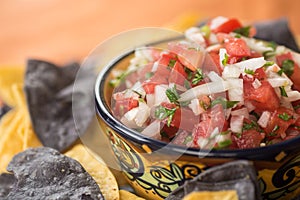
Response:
[[231, 107, 250, 119], [188, 33, 206, 46], [252, 78, 262, 89], [234, 57, 266, 72], [188, 98, 204, 116], [227, 79, 244, 104], [207, 71, 223, 82], [267, 78, 291, 88], [209, 16, 228, 30], [151, 61, 159, 72], [121, 108, 139, 129], [146, 94, 155, 108], [284, 91, 300, 102], [222, 65, 241, 79], [258, 111, 271, 128], [219, 48, 227, 68], [141, 120, 161, 140], [230, 115, 244, 133], [131, 81, 146, 98], [242, 37, 274, 53], [244, 100, 256, 112], [179, 80, 231, 102], [135, 102, 150, 127], [206, 44, 221, 52], [154, 84, 169, 105]]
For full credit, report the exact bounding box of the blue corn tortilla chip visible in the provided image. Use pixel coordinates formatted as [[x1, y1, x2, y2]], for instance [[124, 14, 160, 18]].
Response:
[[0, 103, 10, 120], [254, 18, 299, 53], [24, 59, 94, 152], [0, 173, 16, 198], [3, 147, 104, 200], [166, 160, 261, 200]]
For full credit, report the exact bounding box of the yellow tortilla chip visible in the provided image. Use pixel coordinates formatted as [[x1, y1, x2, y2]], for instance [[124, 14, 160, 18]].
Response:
[[0, 84, 42, 173], [183, 190, 239, 200], [0, 66, 25, 107], [119, 190, 145, 200], [65, 144, 119, 200]]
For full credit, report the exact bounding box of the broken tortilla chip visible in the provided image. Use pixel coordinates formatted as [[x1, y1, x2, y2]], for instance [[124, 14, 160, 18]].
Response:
[[0, 83, 41, 173], [65, 144, 119, 200], [183, 191, 238, 200], [0, 66, 25, 107], [119, 190, 145, 200]]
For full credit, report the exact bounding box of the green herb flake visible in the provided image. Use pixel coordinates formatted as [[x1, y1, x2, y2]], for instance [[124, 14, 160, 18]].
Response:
[[200, 25, 211, 38], [233, 26, 251, 37], [263, 50, 276, 59], [244, 68, 255, 75], [263, 61, 275, 69], [168, 59, 176, 67], [269, 125, 279, 136], [278, 59, 295, 77], [145, 72, 154, 79], [278, 112, 293, 121], [154, 106, 176, 127], [184, 79, 191, 89], [191, 69, 205, 85], [221, 53, 229, 66], [217, 139, 232, 148], [166, 85, 180, 104], [279, 86, 288, 97], [242, 120, 261, 132], [210, 97, 239, 109], [266, 41, 278, 50]]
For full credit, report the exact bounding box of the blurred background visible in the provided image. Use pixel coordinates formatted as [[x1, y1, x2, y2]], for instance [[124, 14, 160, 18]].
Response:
[[0, 0, 299, 65]]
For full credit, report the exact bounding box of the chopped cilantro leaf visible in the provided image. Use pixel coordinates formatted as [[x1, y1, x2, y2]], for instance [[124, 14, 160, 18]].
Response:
[[191, 68, 204, 85], [242, 120, 261, 132], [279, 86, 288, 97], [154, 106, 176, 127], [244, 68, 255, 75], [145, 72, 154, 79], [266, 41, 278, 50], [221, 53, 229, 66], [217, 139, 232, 148], [200, 25, 211, 38], [269, 125, 279, 136], [210, 97, 239, 109], [278, 112, 293, 121], [166, 85, 180, 104], [233, 26, 251, 37], [278, 59, 294, 77], [263, 50, 276, 59], [263, 61, 275, 68], [168, 59, 176, 67]]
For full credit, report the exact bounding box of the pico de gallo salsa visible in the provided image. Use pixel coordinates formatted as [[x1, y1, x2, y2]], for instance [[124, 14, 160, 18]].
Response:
[[110, 16, 300, 149]]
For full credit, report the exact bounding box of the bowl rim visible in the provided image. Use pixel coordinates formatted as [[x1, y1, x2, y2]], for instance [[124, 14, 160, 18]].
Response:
[[94, 48, 300, 160]]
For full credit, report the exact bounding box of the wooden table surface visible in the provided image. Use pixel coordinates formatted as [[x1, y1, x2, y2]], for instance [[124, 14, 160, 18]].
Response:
[[1, 0, 300, 66]]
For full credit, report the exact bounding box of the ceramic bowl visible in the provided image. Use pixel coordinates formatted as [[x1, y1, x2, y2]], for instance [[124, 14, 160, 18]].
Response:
[[95, 48, 300, 200]]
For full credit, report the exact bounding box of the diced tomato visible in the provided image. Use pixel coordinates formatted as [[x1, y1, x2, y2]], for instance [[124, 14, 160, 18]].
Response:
[[208, 51, 223, 74], [243, 68, 280, 111], [142, 65, 171, 94], [160, 102, 199, 132], [158, 53, 178, 67], [232, 129, 264, 149], [212, 18, 242, 34], [276, 52, 300, 91], [264, 107, 297, 139], [224, 38, 251, 58], [168, 42, 205, 71], [168, 61, 187, 85], [113, 98, 139, 117], [192, 119, 211, 147], [209, 104, 226, 132]]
